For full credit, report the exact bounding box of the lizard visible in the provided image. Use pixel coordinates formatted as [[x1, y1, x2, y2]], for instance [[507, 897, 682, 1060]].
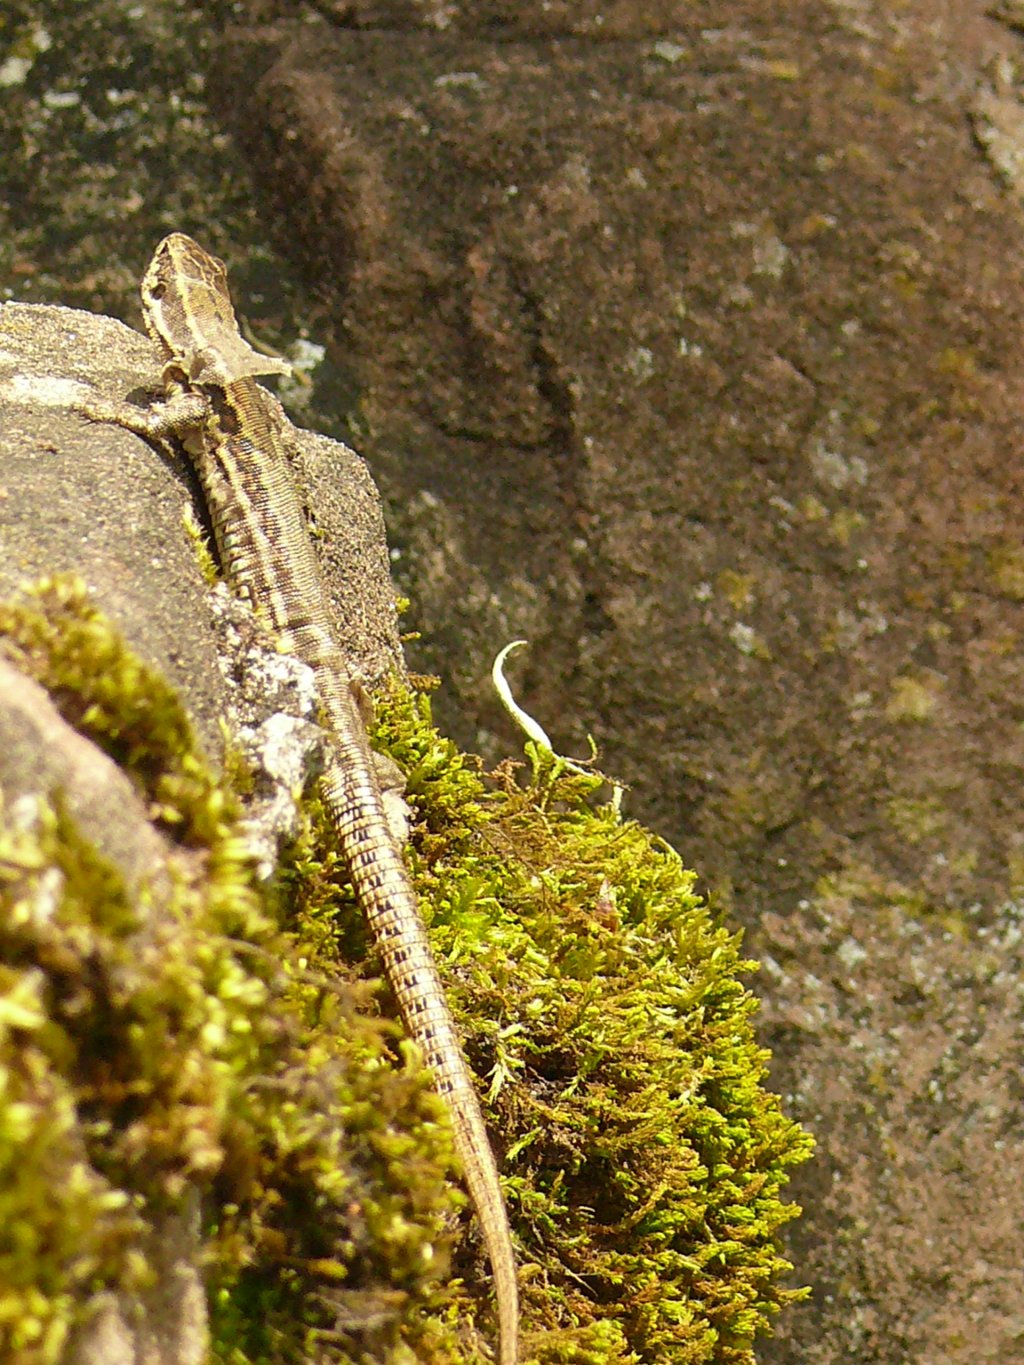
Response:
[[82, 232, 520, 1365]]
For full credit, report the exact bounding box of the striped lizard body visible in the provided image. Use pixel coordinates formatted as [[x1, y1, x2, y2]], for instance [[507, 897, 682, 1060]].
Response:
[[87, 233, 519, 1365]]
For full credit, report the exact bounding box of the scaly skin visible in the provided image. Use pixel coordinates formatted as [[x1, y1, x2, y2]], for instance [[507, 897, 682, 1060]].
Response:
[[91, 233, 520, 1365]]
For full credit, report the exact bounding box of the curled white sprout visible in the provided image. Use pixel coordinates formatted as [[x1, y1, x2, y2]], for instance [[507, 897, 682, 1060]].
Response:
[[491, 640, 624, 814]]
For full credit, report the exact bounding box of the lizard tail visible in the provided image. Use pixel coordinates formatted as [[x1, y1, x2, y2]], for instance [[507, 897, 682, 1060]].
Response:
[[321, 757, 521, 1365]]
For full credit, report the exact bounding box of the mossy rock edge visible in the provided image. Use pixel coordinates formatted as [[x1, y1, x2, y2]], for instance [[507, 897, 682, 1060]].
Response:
[[0, 576, 813, 1364]]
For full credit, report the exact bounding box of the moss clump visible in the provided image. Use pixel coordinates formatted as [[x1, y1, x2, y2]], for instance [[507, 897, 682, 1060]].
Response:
[[0, 577, 461, 1365], [0, 807, 145, 1363], [362, 685, 812, 1364], [0, 576, 812, 1365]]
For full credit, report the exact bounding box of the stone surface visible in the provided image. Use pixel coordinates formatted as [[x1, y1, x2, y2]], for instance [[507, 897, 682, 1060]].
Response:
[[755, 887, 1024, 1365], [0, 298, 405, 763], [208, 3, 1024, 1360], [66, 1207, 207, 1365], [0, 301, 230, 757], [0, 657, 175, 891], [213, 5, 1024, 915], [3, 0, 1024, 1359]]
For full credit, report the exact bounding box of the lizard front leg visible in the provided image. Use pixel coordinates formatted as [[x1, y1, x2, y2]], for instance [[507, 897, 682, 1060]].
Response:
[[78, 385, 209, 448]]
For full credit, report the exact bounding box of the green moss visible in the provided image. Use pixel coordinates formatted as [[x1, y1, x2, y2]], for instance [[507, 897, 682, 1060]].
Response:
[[0, 808, 146, 1364], [182, 504, 222, 587], [0, 576, 812, 1365], [0, 577, 460, 1364], [362, 685, 814, 1363], [987, 541, 1024, 601], [886, 796, 949, 845]]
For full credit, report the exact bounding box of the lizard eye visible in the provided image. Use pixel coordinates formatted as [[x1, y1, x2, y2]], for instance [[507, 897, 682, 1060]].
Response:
[[150, 280, 166, 301]]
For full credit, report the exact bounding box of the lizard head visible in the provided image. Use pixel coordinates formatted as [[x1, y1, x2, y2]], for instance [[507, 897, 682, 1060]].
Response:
[[140, 233, 291, 383]]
